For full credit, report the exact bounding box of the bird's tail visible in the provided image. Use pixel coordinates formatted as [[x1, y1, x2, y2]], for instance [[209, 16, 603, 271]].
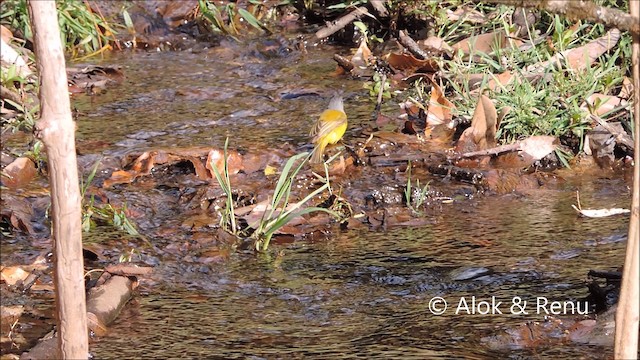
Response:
[[310, 140, 328, 164]]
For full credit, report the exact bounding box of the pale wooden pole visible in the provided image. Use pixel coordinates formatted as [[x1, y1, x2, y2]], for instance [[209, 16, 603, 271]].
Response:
[[27, 1, 89, 358], [614, 0, 640, 357]]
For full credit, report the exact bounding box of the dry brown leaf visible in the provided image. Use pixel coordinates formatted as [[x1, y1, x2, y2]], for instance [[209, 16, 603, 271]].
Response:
[[386, 52, 438, 73], [206, 149, 243, 179], [456, 94, 497, 153], [527, 28, 620, 73], [1, 157, 37, 189], [619, 77, 634, 99], [446, 7, 486, 24], [451, 30, 521, 56], [0, 266, 30, 286], [580, 93, 627, 116], [351, 38, 373, 70], [425, 77, 455, 125], [518, 135, 557, 161]]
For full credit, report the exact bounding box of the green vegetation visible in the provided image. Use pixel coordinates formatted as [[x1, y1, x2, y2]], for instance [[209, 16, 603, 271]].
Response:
[[0, 0, 118, 58], [1, 64, 38, 132], [80, 160, 138, 236], [404, 161, 431, 214], [212, 139, 340, 252], [197, 0, 270, 37], [431, 4, 632, 157]]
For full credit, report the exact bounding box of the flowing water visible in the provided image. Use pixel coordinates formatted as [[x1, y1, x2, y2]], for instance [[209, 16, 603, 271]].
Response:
[[50, 45, 635, 358]]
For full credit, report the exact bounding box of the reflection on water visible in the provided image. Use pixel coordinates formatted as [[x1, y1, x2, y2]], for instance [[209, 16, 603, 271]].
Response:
[[91, 188, 628, 359]]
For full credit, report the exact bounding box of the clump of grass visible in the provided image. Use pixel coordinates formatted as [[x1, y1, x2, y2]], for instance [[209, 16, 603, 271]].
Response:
[[197, 0, 269, 37], [438, 7, 631, 160], [1, 63, 38, 132], [404, 161, 431, 214], [81, 160, 138, 236], [211, 139, 340, 252]]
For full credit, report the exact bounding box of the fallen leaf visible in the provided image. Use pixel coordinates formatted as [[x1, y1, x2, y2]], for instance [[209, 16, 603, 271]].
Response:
[[452, 30, 521, 56], [526, 28, 620, 73], [446, 7, 487, 24], [572, 205, 630, 218], [581, 93, 627, 116], [518, 135, 557, 161], [619, 77, 633, 99], [0, 266, 30, 286], [455, 94, 497, 153], [206, 149, 243, 179], [351, 38, 374, 74], [425, 77, 455, 125], [386, 52, 438, 73], [1, 157, 37, 189]]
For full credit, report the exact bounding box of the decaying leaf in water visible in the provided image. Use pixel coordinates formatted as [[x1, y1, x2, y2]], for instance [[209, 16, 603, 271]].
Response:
[[455, 94, 497, 153], [0, 194, 36, 234], [0, 266, 30, 286], [572, 191, 630, 218], [1, 157, 36, 189], [103, 147, 245, 187]]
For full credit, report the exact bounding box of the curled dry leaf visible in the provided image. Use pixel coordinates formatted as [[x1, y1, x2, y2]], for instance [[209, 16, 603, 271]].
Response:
[[206, 149, 244, 179], [455, 94, 497, 153], [0, 265, 31, 286], [386, 53, 438, 73], [425, 77, 455, 126]]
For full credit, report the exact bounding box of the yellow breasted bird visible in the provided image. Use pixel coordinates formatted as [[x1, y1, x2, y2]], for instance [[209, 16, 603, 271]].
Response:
[[309, 96, 347, 164]]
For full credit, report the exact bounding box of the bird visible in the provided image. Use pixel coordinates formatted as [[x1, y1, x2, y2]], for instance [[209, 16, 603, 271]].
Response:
[[309, 96, 348, 164]]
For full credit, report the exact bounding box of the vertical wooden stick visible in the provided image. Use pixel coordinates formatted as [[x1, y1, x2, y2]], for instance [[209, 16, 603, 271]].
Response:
[[614, 0, 640, 358], [27, 1, 88, 358]]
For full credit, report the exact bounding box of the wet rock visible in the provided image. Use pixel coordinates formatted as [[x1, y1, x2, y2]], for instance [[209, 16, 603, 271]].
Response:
[[450, 266, 493, 281]]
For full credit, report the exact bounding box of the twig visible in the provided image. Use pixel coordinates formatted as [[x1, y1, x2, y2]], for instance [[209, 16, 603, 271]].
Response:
[[451, 142, 520, 159], [370, 0, 388, 18], [315, 7, 370, 39], [398, 30, 429, 60], [477, 0, 639, 36], [333, 53, 354, 73]]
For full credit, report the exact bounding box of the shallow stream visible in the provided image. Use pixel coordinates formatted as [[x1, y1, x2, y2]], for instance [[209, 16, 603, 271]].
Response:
[[48, 46, 636, 358]]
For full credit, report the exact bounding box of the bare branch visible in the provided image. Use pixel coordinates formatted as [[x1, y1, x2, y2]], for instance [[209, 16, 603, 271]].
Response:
[[315, 7, 370, 39], [478, 0, 639, 36]]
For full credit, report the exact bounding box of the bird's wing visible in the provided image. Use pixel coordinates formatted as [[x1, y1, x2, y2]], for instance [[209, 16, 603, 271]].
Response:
[[311, 113, 347, 143]]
